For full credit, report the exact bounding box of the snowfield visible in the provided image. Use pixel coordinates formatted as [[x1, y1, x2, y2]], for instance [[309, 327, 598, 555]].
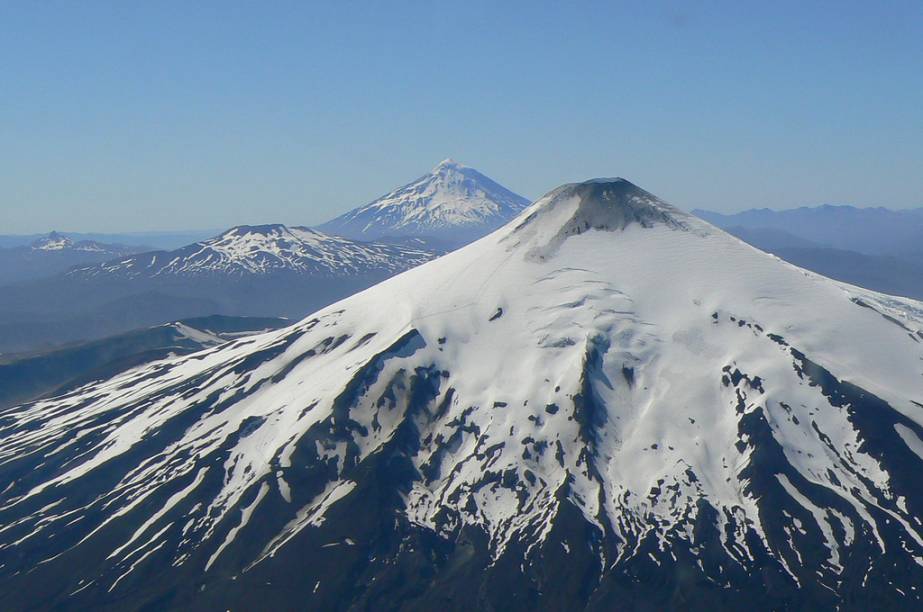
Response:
[[1, 179, 922, 609]]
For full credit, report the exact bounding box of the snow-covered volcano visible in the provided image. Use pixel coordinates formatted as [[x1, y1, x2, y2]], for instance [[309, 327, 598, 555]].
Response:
[[316, 159, 530, 245], [2, 179, 923, 610]]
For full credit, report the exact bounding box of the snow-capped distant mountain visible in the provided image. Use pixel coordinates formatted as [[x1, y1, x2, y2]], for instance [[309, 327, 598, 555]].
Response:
[[29, 231, 75, 251], [28, 231, 131, 253], [317, 159, 531, 245], [3, 179, 923, 609], [0, 230, 217, 250], [68, 224, 437, 279], [0, 232, 146, 286]]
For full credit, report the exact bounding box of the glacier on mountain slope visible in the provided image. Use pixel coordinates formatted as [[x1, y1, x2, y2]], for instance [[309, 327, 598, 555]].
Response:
[[317, 159, 531, 244], [1, 179, 922, 608]]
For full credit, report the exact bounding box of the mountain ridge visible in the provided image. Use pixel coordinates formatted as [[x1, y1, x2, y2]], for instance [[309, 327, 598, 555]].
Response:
[[695, 205, 923, 256], [67, 224, 437, 280]]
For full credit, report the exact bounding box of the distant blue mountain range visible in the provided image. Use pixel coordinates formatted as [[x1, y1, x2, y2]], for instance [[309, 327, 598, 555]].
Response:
[[694, 204, 923, 256]]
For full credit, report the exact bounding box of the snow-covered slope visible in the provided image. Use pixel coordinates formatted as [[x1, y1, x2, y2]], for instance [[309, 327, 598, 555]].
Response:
[[0, 315, 290, 409], [317, 159, 530, 245], [2, 179, 923, 609], [67, 224, 436, 279]]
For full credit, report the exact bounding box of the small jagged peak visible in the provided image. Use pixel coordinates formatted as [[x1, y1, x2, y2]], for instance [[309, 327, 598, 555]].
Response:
[[432, 158, 465, 173], [31, 231, 74, 250], [505, 177, 707, 258]]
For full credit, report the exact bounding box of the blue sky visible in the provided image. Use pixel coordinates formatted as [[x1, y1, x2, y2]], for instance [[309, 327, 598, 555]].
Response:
[[2, 1, 921, 232]]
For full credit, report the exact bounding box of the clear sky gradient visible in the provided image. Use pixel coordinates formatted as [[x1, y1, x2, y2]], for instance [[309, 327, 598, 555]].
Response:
[[2, 1, 922, 233]]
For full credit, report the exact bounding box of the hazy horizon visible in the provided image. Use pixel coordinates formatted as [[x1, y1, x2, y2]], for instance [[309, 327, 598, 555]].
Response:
[[3, 183, 923, 237], [4, 157, 923, 236], [3, 182, 922, 237]]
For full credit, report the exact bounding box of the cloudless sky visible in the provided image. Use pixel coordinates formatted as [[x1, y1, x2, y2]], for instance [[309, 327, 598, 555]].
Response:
[[1, 1, 922, 233]]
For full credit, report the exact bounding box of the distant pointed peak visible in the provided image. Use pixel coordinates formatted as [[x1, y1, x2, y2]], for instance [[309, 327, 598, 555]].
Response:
[[316, 159, 530, 243]]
